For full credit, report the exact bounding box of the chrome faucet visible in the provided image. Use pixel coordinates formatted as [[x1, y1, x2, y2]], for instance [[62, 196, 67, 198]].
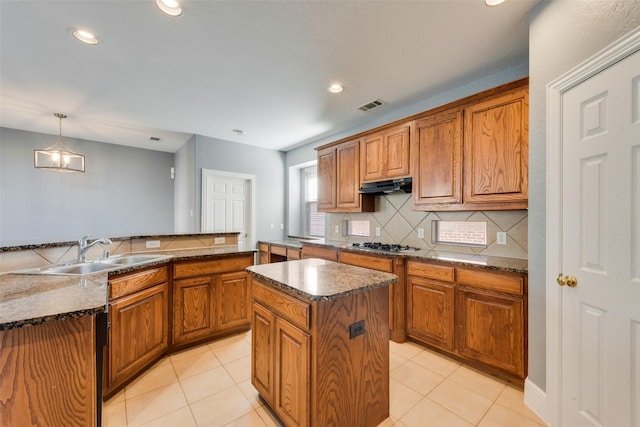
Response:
[[77, 236, 112, 262]]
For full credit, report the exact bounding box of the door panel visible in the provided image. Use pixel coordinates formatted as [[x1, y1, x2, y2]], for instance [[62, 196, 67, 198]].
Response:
[[561, 48, 640, 427]]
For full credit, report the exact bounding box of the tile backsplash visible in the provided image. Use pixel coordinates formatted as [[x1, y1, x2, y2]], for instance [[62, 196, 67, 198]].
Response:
[[326, 193, 527, 259]]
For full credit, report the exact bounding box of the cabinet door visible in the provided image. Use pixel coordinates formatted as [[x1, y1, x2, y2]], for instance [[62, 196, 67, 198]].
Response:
[[317, 146, 336, 211], [361, 131, 385, 182], [336, 139, 361, 209], [251, 302, 275, 405], [463, 88, 528, 206], [217, 272, 250, 331], [108, 282, 169, 391], [384, 123, 411, 179], [259, 250, 270, 265], [275, 317, 310, 427], [172, 276, 216, 345], [456, 288, 524, 378], [413, 110, 463, 207], [407, 277, 455, 351]]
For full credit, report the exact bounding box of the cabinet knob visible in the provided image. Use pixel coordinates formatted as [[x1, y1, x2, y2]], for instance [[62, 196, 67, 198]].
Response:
[[556, 273, 578, 288]]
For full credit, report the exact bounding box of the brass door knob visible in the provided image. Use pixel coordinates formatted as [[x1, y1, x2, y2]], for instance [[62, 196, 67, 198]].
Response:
[[557, 273, 578, 287]]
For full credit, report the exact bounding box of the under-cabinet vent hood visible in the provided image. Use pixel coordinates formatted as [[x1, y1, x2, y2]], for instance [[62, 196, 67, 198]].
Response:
[[359, 177, 412, 195]]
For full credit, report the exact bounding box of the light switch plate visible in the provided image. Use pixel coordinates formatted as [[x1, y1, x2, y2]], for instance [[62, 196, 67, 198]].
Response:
[[497, 232, 507, 245], [335, 225, 339, 233]]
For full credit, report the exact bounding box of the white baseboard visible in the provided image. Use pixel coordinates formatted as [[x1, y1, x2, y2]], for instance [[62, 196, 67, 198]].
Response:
[[524, 378, 549, 426]]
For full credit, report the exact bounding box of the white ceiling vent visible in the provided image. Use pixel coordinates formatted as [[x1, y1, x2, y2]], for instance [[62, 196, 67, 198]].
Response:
[[357, 99, 385, 112]]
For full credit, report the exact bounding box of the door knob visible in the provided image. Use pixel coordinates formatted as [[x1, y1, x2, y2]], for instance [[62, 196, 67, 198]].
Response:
[[556, 273, 578, 287]]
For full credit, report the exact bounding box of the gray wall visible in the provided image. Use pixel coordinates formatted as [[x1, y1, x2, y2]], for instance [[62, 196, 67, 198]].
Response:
[[0, 127, 175, 246], [194, 135, 286, 244], [528, 0, 640, 391], [174, 136, 196, 233]]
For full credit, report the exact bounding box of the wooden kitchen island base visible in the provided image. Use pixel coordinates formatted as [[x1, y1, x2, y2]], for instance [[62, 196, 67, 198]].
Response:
[[248, 259, 396, 427]]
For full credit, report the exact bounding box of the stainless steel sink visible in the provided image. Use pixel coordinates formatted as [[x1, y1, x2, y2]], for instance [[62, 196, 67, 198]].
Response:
[[10, 254, 172, 276], [98, 254, 172, 266]]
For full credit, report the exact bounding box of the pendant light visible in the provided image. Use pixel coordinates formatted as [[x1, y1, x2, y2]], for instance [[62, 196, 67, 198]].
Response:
[[34, 113, 85, 173]]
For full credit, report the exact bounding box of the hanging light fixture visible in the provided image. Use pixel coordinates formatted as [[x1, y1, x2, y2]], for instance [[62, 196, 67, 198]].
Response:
[[34, 113, 85, 173]]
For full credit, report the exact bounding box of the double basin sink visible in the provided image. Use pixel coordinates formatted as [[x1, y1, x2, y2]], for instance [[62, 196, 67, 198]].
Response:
[[15, 254, 173, 276]]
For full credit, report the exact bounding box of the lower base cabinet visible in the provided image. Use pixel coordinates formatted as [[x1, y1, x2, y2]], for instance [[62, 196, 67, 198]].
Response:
[[406, 260, 527, 384], [106, 267, 169, 397], [0, 315, 99, 427], [251, 277, 389, 427]]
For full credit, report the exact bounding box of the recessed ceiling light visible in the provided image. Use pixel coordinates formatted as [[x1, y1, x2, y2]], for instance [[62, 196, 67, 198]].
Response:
[[485, 0, 506, 5], [232, 129, 245, 136], [72, 29, 99, 45], [328, 83, 344, 94], [156, 0, 182, 17]]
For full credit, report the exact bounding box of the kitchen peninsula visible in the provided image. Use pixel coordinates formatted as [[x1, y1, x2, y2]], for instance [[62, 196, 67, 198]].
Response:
[[247, 258, 397, 427]]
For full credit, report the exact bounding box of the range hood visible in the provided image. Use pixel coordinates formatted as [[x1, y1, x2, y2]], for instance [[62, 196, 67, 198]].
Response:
[[359, 177, 412, 195]]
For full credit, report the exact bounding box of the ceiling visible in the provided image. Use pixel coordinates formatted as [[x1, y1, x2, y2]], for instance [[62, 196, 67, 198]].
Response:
[[0, 0, 537, 153]]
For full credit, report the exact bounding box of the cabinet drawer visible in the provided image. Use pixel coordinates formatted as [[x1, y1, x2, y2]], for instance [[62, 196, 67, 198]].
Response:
[[406, 261, 454, 282], [252, 279, 310, 331], [110, 266, 168, 299], [174, 255, 254, 279], [258, 243, 270, 252], [456, 268, 523, 296], [287, 248, 301, 260], [301, 245, 338, 262], [270, 245, 287, 256], [339, 251, 394, 272]]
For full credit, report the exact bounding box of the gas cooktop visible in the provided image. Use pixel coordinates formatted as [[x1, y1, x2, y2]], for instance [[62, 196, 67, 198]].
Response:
[[348, 242, 418, 253]]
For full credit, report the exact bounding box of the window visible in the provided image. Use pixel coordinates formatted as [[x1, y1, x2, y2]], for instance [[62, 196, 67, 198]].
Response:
[[303, 165, 325, 237], [433, 221, 487, 247]]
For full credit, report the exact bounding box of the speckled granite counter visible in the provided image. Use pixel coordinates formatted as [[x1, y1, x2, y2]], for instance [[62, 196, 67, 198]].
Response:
[[246, 258, 397, 301], [1, 246, 256, 330], [291, 239, 528, 274], [0, 272, 108, 330]]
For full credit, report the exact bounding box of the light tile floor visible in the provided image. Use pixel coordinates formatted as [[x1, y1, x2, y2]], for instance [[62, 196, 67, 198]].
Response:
[[103, 331, 547, 427]]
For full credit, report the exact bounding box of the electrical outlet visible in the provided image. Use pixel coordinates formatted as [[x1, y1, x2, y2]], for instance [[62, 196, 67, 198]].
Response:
[[497, 232, 507, 245], [270, 224, 274, 230], [280, 224, 284, 230], [335, 225, 339, 233], [349, 320, 365, 339], [417, 228, 425, 238], [375, 227, 381, 236], [145, 240, 160, 249]]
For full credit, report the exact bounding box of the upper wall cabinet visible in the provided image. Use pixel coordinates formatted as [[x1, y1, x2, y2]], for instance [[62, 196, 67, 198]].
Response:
[[412, 108, 463, 207], [361, 122, 411, 182], [463, 86, 528, 208], [317, 139, 374, 213], [412, 79, 528, 211]]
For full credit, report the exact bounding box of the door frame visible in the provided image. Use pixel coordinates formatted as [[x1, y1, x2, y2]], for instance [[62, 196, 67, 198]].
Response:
[[545, 27, 640, 427], [201, 168, 257, 249]]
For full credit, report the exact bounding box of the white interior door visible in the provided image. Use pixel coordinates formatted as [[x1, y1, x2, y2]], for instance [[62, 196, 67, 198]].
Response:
[[559, 48, 640, 426], [202, 170, 254, 250]]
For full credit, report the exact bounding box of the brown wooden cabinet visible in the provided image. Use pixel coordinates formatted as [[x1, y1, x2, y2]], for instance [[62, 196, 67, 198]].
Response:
[[106, 267, 169, 397], [172, 254, 253, 348], [405, 259, 526, 384], [412, 109, 463, 207], [1, 315, 99, 427], [361, 122, 411, 182], [338, 250, 406, 343], [173, 276, 216, 345], [317, 139, 374, 213], [301, 243, 339, 261], [406, 261, 455, 352], [463, 85, 528, 208], [251, 273, 389, 427], [258, 242, 270, 264]]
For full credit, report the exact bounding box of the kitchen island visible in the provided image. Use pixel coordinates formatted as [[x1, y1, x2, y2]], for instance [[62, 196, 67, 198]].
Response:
[[247, 258, 397, 427]]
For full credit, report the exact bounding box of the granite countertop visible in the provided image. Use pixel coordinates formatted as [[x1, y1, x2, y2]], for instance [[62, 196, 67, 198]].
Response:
[[0, 246, 256, 330], [267, 239, 528, 274], [247, 258, 398, 302]]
